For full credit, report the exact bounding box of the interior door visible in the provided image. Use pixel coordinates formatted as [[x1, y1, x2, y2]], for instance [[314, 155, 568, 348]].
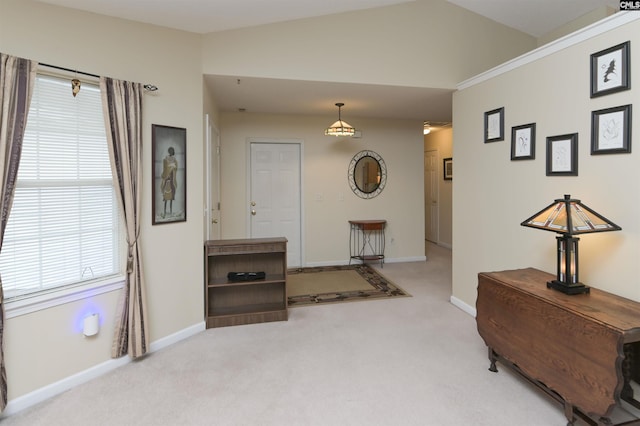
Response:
[[205, 114, 221, 240], [250, 142, 302, 267], [424, 150, 439, 243]]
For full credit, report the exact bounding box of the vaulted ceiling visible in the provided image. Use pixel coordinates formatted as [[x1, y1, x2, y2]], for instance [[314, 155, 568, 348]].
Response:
[[36, 0, 620, 124], [36, 0, 618, 36]]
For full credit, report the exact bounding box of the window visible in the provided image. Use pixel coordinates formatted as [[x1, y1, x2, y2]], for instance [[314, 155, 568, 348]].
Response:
[[0, 74, 123, 302]]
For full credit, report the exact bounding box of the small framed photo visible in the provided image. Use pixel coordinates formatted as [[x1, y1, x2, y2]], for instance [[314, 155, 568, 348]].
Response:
[[511, 123, 536, 160], [546, 133, 578, 176], [590, 41, 630, 98], [443, 158, 453, 180], [152, 124, 187, 224], [484, 107, 504, 143], [591, 104, 632, 155]]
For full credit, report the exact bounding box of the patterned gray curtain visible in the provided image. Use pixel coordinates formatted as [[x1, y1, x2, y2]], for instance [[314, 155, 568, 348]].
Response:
[[100, 77, 148, 359], [0, 54, 36, 412]]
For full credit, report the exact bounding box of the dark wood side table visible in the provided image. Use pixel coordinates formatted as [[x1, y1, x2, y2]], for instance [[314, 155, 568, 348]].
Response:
[[349, 220, 386, 267], [476, 268, 640, 426]]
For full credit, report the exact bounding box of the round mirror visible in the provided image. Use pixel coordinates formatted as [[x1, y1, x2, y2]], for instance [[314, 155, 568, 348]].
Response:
[[348, 150, 386, 199]]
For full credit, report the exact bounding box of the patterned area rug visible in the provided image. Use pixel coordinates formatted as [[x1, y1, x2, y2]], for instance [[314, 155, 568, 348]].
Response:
[[287, 264, 410, 307]]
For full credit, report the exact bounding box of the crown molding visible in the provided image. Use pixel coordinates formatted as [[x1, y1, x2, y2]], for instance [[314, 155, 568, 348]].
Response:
[[457, 11, 640, 90]]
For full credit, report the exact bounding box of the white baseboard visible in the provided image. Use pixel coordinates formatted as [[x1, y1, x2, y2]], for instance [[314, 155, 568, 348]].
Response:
[[305, 256, 426, 268], [3, 321, 206, 417], [149, 321, 206, 353], [386, 256, 427, 263], [450, 295, 476, 317]]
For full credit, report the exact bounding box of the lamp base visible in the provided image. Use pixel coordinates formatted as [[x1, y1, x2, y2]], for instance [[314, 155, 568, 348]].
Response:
[[547, 280, 590, 295]]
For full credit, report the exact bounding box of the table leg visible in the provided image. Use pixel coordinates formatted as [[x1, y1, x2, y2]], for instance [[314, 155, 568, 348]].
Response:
[[488, 347, 498, 373]]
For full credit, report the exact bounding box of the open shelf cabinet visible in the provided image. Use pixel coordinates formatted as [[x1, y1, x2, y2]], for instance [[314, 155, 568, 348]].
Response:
[[204, 237, 288, 328]]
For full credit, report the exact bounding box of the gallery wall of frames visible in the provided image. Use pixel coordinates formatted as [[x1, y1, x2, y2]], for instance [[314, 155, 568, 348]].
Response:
[[482, 41, 632, 177]]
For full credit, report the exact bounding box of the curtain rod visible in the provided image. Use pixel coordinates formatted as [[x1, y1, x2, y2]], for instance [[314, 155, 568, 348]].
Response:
[[39, 62, 158, 91], [40, 62, 100, 79]]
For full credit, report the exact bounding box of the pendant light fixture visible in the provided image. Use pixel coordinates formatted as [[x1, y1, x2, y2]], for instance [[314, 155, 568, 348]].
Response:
[[325, 103, 357, 137]]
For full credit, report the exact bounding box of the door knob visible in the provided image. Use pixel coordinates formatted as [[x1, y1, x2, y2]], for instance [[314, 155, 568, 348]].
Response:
[[251, 201, 256, 206], [251, 210, 256, 215], [212, 219, 218, 224]]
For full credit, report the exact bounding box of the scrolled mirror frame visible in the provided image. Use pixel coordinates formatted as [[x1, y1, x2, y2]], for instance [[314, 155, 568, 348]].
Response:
[[348, 150, 387, 199]]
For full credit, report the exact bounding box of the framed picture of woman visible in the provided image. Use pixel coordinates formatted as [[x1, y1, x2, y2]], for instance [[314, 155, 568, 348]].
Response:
[[152, 124, 187, 224]]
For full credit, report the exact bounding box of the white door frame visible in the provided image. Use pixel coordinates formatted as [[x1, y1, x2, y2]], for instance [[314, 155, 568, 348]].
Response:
[[204, 114, 221, 241], [246, 138, 305, 267], [424, 149, 440, 244]]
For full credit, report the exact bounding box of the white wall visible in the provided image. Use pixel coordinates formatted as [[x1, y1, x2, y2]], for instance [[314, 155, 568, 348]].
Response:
[[452, 14, 640, 310], [219, 113, 426, 264], [1, 0, 205, 401], [201, 0, 536, 90], [202, 0, 539, 265]]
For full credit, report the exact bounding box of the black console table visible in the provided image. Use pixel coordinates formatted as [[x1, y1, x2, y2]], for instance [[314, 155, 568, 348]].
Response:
[[349, 220, 386, 267]]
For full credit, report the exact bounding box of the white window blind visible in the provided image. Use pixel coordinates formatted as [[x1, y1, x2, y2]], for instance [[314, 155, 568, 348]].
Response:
[[0, 74, 123, 300]]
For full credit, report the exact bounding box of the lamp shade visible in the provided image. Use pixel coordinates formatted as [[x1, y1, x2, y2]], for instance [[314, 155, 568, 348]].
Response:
[[520, 194, 621, 236], [521, 194, 621, 295], [325, 119, 356, 137], [325, 102, 357, 137]]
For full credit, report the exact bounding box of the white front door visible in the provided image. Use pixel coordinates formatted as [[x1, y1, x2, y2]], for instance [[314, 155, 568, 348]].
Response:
[[250, 142, 302, 267], [424, 150, 439, 243]]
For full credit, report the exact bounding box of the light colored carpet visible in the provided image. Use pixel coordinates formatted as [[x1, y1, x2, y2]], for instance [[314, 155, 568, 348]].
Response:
[[1, 243, 574, 426]]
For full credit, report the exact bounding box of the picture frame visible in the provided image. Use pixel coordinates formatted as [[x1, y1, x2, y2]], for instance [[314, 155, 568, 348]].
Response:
[[152, 124, 187, 224], [591, 104, 632, 155], [443, 158, 453, 180], [511, 123, 536, 160], [590, 41, 630, 98], [546, 133, 578, 176], [484, 107, 504, 143]]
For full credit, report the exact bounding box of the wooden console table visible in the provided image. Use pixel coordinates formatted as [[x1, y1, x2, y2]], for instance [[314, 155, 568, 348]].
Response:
[[349, 220, 386, 267], [477, 268, 640, 426]]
